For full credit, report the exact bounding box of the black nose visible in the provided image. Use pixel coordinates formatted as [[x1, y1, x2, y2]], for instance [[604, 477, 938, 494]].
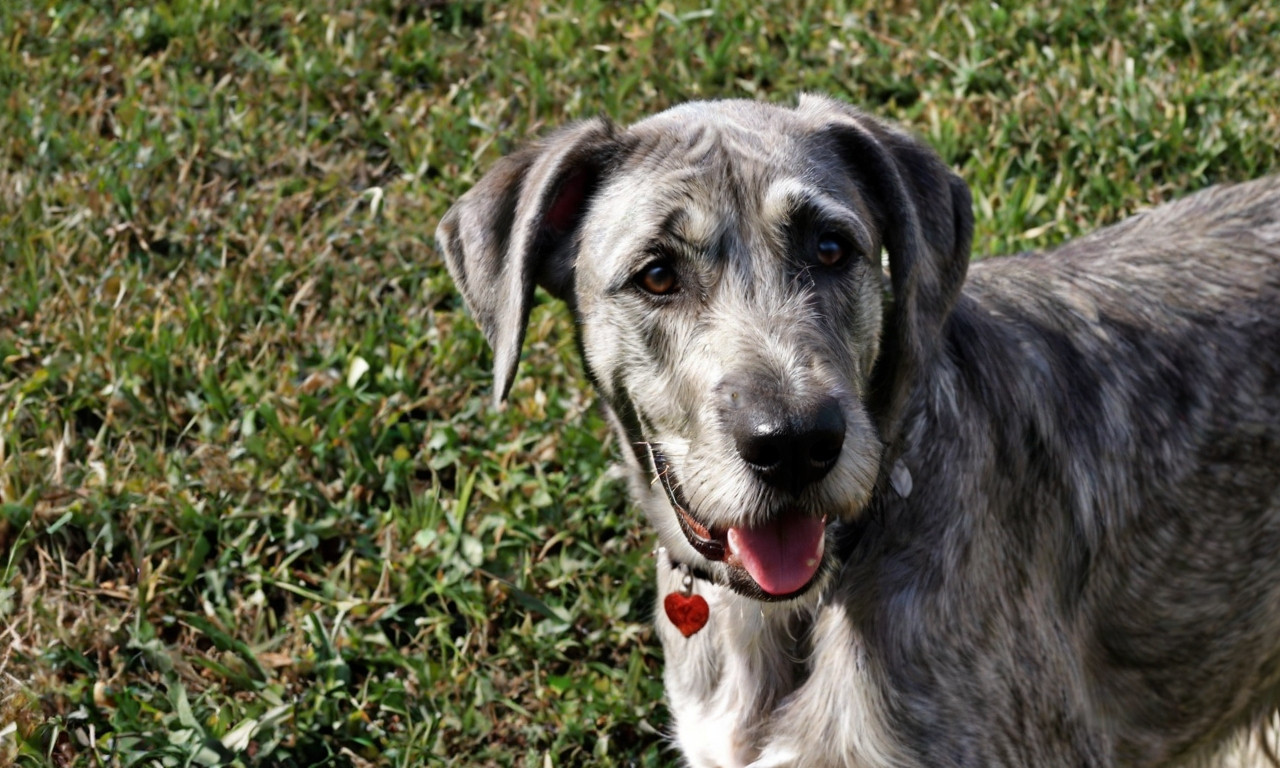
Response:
[[731, 397, 845, 496]]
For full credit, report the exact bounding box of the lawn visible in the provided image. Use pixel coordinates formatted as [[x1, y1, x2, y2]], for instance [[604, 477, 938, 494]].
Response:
[[1, 0, 1278, 766]]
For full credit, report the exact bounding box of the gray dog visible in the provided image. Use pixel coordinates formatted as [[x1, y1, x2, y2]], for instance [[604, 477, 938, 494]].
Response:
[[437, 95, 1280, 767]]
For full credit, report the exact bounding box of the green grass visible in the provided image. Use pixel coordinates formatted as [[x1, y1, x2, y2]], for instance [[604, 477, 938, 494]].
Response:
[[1, 0, 1278, 765]]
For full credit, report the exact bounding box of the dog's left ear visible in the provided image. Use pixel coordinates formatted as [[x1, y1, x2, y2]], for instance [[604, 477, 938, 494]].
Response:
[[799, 95, 975, 449], [436, 118, 620, 404]]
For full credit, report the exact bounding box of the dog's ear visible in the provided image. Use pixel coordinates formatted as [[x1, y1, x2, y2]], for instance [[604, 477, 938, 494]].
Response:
[[436, 118, 619, 404], [800, 95, 974, 448]]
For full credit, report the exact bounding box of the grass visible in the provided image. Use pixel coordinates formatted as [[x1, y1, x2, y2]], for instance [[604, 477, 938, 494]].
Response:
[[1, 0, 1278, 765]]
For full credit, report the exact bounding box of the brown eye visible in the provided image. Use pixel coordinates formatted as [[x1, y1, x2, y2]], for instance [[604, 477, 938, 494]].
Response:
[[816, 233, 847, 267], [637, 263, 678, 295]]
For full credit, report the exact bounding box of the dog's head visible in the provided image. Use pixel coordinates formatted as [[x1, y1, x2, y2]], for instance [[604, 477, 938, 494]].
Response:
[[437, 96, 972, 600]]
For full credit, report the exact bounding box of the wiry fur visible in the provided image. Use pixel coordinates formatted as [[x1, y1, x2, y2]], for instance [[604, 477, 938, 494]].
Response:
[[437, 95, 1280, 767]]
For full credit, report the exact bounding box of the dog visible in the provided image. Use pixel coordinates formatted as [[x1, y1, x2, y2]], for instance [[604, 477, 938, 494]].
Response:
[[436, 95, 1280, 767]]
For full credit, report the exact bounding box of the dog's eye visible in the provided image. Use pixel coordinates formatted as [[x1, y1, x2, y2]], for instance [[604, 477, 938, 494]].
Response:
[[636, 263, 679, 295], [816, 233, 848, 267]]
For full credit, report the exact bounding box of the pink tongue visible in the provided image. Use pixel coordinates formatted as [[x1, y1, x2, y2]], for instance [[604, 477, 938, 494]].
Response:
[[726, 516, 825, 596]]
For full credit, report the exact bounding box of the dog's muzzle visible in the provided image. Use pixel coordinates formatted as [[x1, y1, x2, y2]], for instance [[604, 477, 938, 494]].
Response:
[[651, 448, 827, 599]]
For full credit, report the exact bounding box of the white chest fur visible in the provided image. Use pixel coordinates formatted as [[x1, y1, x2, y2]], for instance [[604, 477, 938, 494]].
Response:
[[656, 551, 900, 768]]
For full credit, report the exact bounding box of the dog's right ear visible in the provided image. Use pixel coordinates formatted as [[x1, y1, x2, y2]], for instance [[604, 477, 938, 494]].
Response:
[[436, 118, 619, 404]]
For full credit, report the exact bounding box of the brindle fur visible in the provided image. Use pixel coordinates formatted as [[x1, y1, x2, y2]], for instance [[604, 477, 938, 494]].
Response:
[[437, 95, 1280, 767]]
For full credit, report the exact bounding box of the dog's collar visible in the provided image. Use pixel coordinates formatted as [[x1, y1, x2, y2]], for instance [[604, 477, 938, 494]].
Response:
[[671, 556, 717, 587], [656, 546, 719, 586]]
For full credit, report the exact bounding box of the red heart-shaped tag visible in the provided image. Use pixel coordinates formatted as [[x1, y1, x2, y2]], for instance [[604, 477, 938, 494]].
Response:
[[663, 592, 709, 637]]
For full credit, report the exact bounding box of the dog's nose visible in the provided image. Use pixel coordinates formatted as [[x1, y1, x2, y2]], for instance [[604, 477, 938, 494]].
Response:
[[732, 397, 845, 495]]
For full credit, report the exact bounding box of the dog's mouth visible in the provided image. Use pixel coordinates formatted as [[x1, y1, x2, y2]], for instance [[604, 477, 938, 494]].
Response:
[[652, 449, 826, 599]]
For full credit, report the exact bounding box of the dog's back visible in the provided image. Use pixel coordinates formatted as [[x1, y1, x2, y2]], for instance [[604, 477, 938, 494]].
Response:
[[883, 177, 1280, 766]]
